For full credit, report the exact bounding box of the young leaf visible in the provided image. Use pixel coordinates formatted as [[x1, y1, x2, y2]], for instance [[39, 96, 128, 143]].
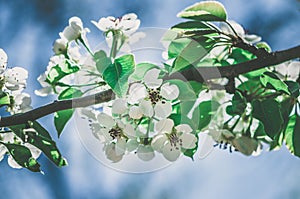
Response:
[[94, 50, 112, 74], [177, 1, 227, 21], [0, 91, 10, 107], [2, 143, 41, 172], [103, 54, 135, 97], [251, 98, 284, 139], [260, 72, 290, 94], [55, 88, 83, 137]]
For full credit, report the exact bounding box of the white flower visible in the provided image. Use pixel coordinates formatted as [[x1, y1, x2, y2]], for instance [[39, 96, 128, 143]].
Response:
[[0, 48, 8, 74], [53, 38, 68, 55], [11, 92, 32, 114], [60, 16, 90, 43], [127, 68, 179, 119], [91, 13, 140, 36], [152, 119, 197, 161], [4, 67, 28, 91], [91, 113, 136, 161], [220, 20, 261, 44], [275, 61, 300, 81]]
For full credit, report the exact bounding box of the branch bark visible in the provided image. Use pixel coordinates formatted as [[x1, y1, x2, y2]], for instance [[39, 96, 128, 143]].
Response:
[[0, 45, 299, 127], [171, 45, 300, 82], [0, 89, 114, 127]]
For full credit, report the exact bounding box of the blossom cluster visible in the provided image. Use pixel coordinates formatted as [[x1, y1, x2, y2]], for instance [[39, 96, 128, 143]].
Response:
[[82, 68, 198, 162], [0, 49, 41, 169]]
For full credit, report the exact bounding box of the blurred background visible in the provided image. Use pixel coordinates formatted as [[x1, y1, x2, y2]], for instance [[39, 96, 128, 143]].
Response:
[[0, 0, 300, 198]]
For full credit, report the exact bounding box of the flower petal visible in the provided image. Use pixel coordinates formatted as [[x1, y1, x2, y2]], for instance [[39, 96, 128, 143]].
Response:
[[180, 133, 197, 149], [127, 83, 147, 104], [139, 99, 154, 117], [160, 83, 179, 100], [104, 143, 123, 163], [112, 98, 127, 114], [97, 113, 115, 128], [151, 134, 168, 152], [155, 118, 174, 134], [115, 138, 126, 156], [129, 106, 143, 119], [175, 124, 193, 134], [154, 101, 172, 118], [162, 142, 181, 162], [137, 145, 155, 161], [144, 68, 162, 88], [123, 124, 136, 139]]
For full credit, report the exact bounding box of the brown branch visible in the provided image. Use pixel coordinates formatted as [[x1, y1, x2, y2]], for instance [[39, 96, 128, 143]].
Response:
[[0, 89, 114, 127], [171, 45, 300, 82], [0, 45, 299, 128]]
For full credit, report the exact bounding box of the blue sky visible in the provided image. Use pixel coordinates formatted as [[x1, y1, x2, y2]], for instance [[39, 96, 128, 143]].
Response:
[[0, 0, 300, 198]]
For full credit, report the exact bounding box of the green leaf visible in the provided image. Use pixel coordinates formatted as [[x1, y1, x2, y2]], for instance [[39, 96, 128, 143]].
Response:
[[9, 122, 68, 167], [229, 48, 256, 64], [172, 39, 209, 72], [194, 100, 220, 131], [172, 21, 211, 30], [226, 91, 247, 115], [168, 38, 191, 59], [54, 88, 83, 137], [260, 72, 290, 94], [46, 61, 80, 84], [130, 62, 159, 82], [0, 91, 10, 106], [94, 50, 112, 74], [285, 114, 300, 157], [103, 54, 135, 97], [251, 98, 284, 139], [177, 1, 227, 21], [2, 143, 41, 172], [29, 121, 68, 167]]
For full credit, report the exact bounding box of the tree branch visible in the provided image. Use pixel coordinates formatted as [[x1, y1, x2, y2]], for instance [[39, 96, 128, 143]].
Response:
[[171, 45, 300, 82], [0, 89, 114, 127], [0, 45, 299, 127]]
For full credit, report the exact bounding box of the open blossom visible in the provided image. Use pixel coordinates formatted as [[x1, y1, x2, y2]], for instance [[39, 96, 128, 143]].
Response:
[[275, 61, 300, 81], [151, 119, 197, 161], [91, 113, 136, 162], [92, 13, 140, 35], [11, 92, 32, 114], [4, 67, 28, 91], [127, 68, 180, 119], [220, 20, 261, 44]]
